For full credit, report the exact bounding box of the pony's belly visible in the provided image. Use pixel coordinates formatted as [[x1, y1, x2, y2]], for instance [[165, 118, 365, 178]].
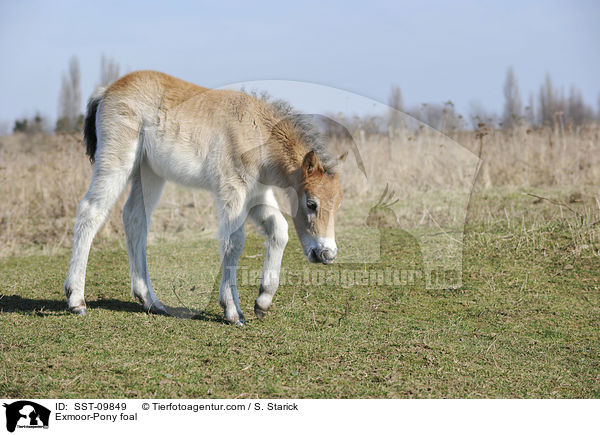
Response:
[[145, 141, 215, 190]]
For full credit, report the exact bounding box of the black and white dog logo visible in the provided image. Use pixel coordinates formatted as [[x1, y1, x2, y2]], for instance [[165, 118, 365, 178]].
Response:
[[3, 401, 50, 432]]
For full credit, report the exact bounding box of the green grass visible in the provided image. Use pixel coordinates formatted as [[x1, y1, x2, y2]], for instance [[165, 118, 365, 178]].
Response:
[[1, 196, 599, 398]]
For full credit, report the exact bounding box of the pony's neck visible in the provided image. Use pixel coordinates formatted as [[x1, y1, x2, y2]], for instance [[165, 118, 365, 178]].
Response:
[[265, 131, 309, 188], [258, 104, 314, 188]]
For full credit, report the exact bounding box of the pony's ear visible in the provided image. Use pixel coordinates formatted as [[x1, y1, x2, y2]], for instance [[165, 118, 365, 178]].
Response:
[[302, 151, 323, 176]]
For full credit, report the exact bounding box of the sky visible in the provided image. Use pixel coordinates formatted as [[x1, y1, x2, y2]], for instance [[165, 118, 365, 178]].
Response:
[[0, 0, 598, 128]]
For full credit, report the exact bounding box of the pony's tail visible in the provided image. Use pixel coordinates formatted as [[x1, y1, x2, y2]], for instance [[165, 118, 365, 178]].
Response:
[[83, 87, 106, 164]]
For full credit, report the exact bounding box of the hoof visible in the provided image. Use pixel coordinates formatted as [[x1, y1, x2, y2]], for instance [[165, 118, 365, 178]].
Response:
[[225, 311, 245, 326], [236, 313, 246, 326], [69, 305, 88, 316], [254, 301, 268, 320], [225, 317, 246, 327], [146, 302, 169, 316]]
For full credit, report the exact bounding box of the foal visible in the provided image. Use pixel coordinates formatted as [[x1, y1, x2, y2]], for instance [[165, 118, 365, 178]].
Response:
[[64, 71, 346, 325]]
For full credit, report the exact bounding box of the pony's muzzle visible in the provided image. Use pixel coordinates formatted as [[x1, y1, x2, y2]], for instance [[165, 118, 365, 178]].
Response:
[[309, 247, 336, 264], [320, 248, 336, 264]]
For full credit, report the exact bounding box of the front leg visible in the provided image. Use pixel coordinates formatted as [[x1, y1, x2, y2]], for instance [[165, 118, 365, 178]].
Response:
[[249, 203, 289, 320], [219, 225, 246, 325]]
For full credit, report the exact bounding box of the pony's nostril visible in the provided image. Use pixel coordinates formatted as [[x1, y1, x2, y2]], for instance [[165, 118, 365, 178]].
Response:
[[320, 249, 335, 263]]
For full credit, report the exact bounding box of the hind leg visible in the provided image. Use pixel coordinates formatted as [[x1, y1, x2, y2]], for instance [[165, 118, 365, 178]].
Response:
[[218, 225, 246, 325], [64, 166, 130, 314], [216, 192, 247, 325], [123, 161, 167, 314]]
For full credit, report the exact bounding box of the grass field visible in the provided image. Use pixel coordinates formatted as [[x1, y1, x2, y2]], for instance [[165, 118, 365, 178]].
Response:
[[1, 188, 599, 398], [1, 127, 600, 398]]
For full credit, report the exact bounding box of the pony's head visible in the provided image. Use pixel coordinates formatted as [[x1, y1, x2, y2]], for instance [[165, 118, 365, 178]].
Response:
[[293, 150, 346, 264]]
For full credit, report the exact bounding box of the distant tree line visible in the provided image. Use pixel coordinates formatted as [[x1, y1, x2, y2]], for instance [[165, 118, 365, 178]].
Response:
[[10, 60, 599, 136], [496, 67, 597, 130], [12, 113, 47, 134], [55, 54, 120, 133], [55, 55, 83, 132], [325, 67, 599, 137], [12, 54, 121, 134]]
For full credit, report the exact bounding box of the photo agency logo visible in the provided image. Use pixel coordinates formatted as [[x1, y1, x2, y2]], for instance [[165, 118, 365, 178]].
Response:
[[3, 401, 50, 432], [144, 81, 481, 317]]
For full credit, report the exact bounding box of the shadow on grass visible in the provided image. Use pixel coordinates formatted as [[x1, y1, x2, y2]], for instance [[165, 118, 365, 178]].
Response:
[[162, 304, 227, 324], [0, 294, 226, 324], [0, 294, 143, 316]]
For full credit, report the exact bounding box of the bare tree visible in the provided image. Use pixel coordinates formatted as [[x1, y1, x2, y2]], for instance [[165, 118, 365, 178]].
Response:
[[411, 101, 463, 133], [565, 85, 595, 127], [441, 100, 463, 133], [567, 86, 583, 126], [99, 54, 120, 87], [525, 92, 536, 126], [538, 73, 553, 126], [469, 100, 497, 129], [57, 56, 82, 131], [502, 66, 522, 129], [538, 73, 566, 128], [412, 103, 443, 131], [387, 85, 403, 133]]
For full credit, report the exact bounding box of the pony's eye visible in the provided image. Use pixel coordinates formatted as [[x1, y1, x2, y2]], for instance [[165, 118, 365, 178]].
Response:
[[306, 199, 318, 211]]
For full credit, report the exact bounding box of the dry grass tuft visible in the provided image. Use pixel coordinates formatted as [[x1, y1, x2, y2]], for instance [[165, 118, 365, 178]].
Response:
[[0, 132, 215, 256], [0, 124, 599, 256]]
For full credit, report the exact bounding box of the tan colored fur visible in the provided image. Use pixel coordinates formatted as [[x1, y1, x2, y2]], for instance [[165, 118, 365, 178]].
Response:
[[103, 72, 309, 176], [100, 70, 343, 239], [65, 70, 344, 324]]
